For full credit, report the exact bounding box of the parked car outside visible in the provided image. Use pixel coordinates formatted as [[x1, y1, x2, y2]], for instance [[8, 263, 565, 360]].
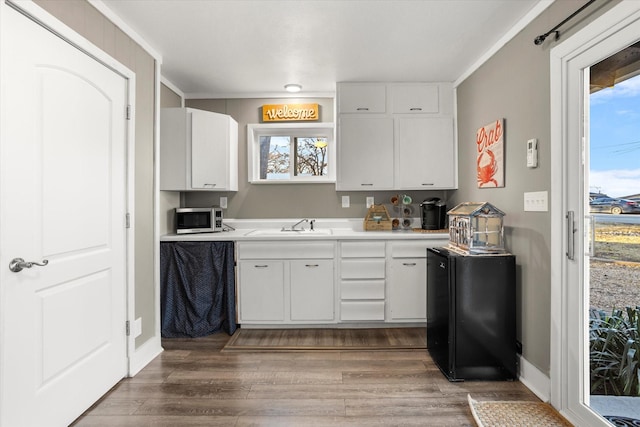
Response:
[[589, 197, 640, 214], [590, 192, 609, 201]]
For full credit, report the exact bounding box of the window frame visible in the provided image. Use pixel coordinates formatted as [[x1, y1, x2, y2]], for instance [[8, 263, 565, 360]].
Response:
[[247, 122, 335, 184]]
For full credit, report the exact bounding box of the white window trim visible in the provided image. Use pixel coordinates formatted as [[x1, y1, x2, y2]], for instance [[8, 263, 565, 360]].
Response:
[[247, 122, 335, 184]]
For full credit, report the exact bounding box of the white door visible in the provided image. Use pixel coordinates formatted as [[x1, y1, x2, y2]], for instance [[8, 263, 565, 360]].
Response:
[[551, 3, 640, 426], [0, 6, 129, 427]]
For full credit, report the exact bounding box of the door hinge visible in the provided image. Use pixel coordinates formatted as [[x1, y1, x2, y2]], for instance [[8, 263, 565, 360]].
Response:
[[126, 105, 131, 120], [126, 213, 131, 229], [126, 320, 131, 336]]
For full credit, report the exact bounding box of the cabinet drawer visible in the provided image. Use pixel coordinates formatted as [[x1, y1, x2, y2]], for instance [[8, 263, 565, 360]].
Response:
[[341, 280, 385, 300], [340, 241, 386, 258], [340, 259, 385, 279], [238, 241, 334, 259], [338, 83, 386, 113], [390, 241, 448, 258], [341, 301, 385, 321], [391, 84, 439, 114]]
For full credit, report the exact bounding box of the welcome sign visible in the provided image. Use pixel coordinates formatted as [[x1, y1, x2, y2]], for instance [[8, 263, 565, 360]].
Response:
[[262, 103, 319, 122]]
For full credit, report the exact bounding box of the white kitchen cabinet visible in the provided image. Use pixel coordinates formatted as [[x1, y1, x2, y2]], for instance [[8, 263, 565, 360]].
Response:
[[391, 84, 439, 114], [396, 116, 456, 189], [339, 241, 386, 321], [337, 83, 386, 113], [160, 107, 238, 191], [237, 241, 335, 325], [387, 240, 447, 322], [238, 261, 284, 321], [337, 117, 394, 190], [336, 82, 456, 191], [290, 260, 334, 321]]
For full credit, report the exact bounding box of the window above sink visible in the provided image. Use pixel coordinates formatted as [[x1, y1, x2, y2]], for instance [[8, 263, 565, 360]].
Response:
[[247, 123, 335, 184]]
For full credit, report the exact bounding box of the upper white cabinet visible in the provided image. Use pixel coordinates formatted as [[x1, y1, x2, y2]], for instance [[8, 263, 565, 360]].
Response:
[[161, 107, 238, 191], [396, 116, 455, 189], [391, 84, 439, 114], [337, 117, 394, 190], [338, 83, 386, 113], [336, 82, 457, 191]]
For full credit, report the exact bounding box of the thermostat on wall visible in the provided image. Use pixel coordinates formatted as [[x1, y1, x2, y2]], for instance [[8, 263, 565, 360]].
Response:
[[527, 138, 538, 168]]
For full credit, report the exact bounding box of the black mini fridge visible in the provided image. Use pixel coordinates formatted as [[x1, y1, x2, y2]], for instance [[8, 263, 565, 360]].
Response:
[[426, 247, 517, 381]]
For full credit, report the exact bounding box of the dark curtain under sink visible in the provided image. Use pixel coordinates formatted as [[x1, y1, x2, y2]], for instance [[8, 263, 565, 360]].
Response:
[[160, 241, 237, 337]]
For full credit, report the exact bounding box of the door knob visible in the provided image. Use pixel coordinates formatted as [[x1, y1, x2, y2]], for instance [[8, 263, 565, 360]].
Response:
[[9, 257, 49, 273]]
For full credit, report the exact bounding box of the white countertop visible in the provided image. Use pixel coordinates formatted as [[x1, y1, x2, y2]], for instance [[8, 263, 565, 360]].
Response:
[[160, 218, 449, 242]]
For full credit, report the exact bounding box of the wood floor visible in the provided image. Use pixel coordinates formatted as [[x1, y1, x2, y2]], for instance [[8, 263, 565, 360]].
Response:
[[71, 329, 541, 427]]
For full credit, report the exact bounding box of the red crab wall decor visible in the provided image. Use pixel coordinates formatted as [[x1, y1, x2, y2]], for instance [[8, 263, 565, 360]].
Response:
[[476, 119, 505, 188]]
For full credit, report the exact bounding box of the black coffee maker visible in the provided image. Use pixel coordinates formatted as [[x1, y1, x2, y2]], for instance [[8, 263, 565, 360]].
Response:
[[420, 198, 447, 230]]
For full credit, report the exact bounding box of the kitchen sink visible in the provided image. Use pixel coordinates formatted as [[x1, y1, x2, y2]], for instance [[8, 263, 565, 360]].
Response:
[[244, 228, 333, 237]]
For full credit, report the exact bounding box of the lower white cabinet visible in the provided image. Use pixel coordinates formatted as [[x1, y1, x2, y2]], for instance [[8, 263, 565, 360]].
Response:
[[340, 241, 386, 321], [238, 261, 284, 321], [237, 241, 335, 325], [387, 240, 448, 322], [236, 238, 449, 325], [290, 260, 334, 321]]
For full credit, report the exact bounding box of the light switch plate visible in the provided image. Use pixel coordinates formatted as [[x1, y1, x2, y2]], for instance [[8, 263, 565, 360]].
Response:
[[366, 196, 374, 208], [524, 191, 548, 211], [220, 196, 227, 209], [342, 195, 350, 208]]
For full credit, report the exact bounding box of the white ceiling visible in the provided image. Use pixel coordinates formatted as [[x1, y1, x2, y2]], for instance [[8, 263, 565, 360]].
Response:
[[98, 0, 548, 98]]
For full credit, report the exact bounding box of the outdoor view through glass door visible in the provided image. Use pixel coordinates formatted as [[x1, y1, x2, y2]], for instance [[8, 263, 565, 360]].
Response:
[[588, 44, 640, 423]]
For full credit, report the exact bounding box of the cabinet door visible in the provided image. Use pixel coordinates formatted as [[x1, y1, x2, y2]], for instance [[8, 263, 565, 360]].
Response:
[[191, 109, 227, 190], [391, 84, 439, 114], [238, 261, 284, 321], [397, 116, 456, 189], [389, 257, 427, 320], [290, 260, 334, 321], [337, 117, 394, 190], [338, 83, 386, 113]]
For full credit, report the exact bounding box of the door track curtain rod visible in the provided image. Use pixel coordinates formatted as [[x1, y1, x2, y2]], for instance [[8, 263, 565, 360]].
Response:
[[534, 0, 597, 45]]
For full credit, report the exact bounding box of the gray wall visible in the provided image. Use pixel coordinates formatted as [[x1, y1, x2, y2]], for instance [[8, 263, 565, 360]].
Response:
[[34, 0, 157, 349], [182, 97, 449, 218], [454, 0, 618, 374]]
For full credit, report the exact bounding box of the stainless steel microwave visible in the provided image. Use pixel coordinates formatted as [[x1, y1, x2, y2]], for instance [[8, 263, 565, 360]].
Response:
[[175, 207, 223, 234]]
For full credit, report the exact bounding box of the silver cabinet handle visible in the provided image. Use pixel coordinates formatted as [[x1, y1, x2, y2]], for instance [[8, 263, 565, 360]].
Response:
[[409, 107, 423, 111], [254, 265, 269, 268], [9, 257, 49, 273], [356, 107, 370, 111], [305, 264, 319, 268], [403, 262, 417, 267]]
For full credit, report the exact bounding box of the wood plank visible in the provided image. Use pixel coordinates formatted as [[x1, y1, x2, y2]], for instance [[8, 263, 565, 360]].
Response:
[[70, 329, 541, 427]]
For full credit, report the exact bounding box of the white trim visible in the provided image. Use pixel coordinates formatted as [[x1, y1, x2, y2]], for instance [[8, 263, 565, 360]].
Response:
[[247, 122, 336, 184], [187, 91, 336, 100], [153, 55, 164, 363], [518, 355, 551, 402], [550, 2, 640, 426], [128, 336, 163, 376], [454, 0, 555, 87], [88, 0, 162, 62]]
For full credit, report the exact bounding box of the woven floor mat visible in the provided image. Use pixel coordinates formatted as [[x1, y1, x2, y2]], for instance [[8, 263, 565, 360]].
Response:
[[468, 394, 573, 427]]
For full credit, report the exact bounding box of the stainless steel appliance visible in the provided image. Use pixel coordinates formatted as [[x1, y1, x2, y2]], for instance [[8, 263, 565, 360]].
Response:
[[426, 247, 517, 381], [420, 198, 447, 230], [175, 207, 223, 234]]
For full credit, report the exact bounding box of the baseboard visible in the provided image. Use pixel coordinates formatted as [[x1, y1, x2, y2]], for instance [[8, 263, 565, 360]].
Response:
[[128, 336, 163, 377], [518, 354, 551, 402]]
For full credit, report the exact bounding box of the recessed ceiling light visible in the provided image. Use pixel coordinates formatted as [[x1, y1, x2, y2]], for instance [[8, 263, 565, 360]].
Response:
[[284, 84, 302, 93]]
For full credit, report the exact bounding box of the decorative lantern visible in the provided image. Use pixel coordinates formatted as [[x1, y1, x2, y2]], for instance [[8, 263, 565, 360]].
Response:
[[447, 202, 506, 254]]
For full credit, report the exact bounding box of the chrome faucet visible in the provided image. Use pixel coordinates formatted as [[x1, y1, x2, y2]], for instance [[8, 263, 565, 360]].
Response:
[[290, 218, 309, 231]]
